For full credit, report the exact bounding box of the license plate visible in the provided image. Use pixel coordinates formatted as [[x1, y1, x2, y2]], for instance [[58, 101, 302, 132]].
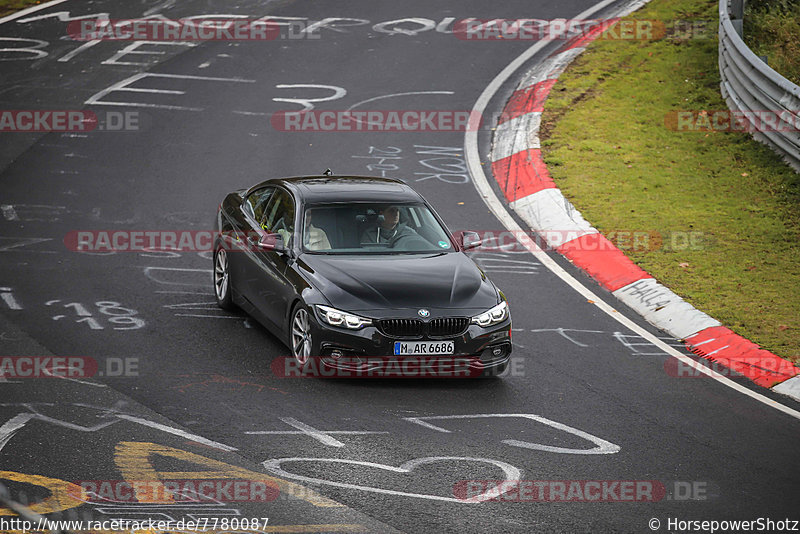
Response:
[[394, 341, 454, 355]]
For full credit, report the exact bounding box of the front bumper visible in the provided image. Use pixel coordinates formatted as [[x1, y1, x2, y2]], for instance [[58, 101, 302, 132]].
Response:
[[308, 309, 512, 376]]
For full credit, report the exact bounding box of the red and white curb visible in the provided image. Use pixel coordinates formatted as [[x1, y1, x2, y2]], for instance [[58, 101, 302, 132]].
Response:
[[489, 21, 800, 400]]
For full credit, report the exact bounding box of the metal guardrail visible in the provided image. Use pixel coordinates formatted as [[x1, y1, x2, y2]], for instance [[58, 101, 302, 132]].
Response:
[[719, 0, 800, 172]]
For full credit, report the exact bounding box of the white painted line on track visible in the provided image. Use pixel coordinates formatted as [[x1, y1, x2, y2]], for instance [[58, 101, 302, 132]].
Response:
[[464, 0, 800, 420], [58, 39, 101, 62], [40, 365, 107, 388], [247, 430, 388, 435], [0, 287, 22, 310], [345, 91, 455, 112], [262, 456, 522, 504], [0, 413, 34, 452], [86, 73, 255, 111], [116, 414, 237, 451], [278, 417, 346, 448], [404, 413, 620, 455]]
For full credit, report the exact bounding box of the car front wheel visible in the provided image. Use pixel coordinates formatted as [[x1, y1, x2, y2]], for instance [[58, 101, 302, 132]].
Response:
[[213, 247, 235, 311], [290, 304, 314, 365]]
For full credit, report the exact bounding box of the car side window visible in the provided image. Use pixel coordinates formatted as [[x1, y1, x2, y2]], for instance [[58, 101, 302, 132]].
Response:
[[244, 187, 274, 222], [260, 188, 295, 245]]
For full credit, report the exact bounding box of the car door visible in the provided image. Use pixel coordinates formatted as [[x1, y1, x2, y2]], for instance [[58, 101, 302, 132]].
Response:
[[230, 186, 274, 309], [241, 186, 298, 331]]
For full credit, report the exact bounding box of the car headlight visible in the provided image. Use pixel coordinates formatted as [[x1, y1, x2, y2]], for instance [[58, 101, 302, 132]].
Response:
[[471, 301, 509, 327], [317, 305, 373, 329]]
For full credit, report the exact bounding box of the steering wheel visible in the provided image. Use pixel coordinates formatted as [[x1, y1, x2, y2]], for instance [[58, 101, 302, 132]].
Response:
[[389, 232, 432, 250], [270, 217, 293, 245]]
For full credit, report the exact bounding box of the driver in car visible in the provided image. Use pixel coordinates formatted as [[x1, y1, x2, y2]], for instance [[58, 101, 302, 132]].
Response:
[[304, 210, 331, 251], [361, 205, 418, 244]]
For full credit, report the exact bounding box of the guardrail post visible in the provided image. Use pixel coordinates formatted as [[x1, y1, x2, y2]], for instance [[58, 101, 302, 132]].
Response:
[[730, 0, 745, 19]]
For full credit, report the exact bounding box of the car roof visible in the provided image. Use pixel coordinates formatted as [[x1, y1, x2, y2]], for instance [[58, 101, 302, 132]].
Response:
[[246, 175, 424, 204]]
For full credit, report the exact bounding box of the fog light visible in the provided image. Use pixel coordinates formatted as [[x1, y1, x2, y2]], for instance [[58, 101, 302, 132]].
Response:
[[492, 346, 504, 357], [331, 350, 343, 360]]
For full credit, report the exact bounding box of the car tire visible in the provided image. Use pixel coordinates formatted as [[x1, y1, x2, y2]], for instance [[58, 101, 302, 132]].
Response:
[[290, 303, 315, 365], [213, 246, 236, 311]]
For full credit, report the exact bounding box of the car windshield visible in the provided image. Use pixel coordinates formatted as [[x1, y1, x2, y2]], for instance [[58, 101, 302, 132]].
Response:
[[301, 203, 454, 254]]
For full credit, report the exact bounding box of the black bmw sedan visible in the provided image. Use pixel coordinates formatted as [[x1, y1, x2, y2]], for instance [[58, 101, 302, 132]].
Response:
[[213, 173, 512, 376]]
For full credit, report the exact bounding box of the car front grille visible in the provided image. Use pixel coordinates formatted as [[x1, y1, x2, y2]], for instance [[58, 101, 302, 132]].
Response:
[[378, 317, 469, 338], [379, 319, 423, 338], [429, 317, 469, 337]]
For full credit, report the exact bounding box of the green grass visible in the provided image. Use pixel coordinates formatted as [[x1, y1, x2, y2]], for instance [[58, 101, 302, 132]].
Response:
[[744, 0, 800, 85], [541, 0, 800, 362], [0, 0, 43, 18]]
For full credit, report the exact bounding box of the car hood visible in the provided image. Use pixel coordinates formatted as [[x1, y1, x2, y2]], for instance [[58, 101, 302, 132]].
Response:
[[299, 253, 498, 314]]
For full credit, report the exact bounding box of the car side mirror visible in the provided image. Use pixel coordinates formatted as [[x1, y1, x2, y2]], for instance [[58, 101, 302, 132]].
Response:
[[459, 231, 482, 251], [256, 233, 285, 253]]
